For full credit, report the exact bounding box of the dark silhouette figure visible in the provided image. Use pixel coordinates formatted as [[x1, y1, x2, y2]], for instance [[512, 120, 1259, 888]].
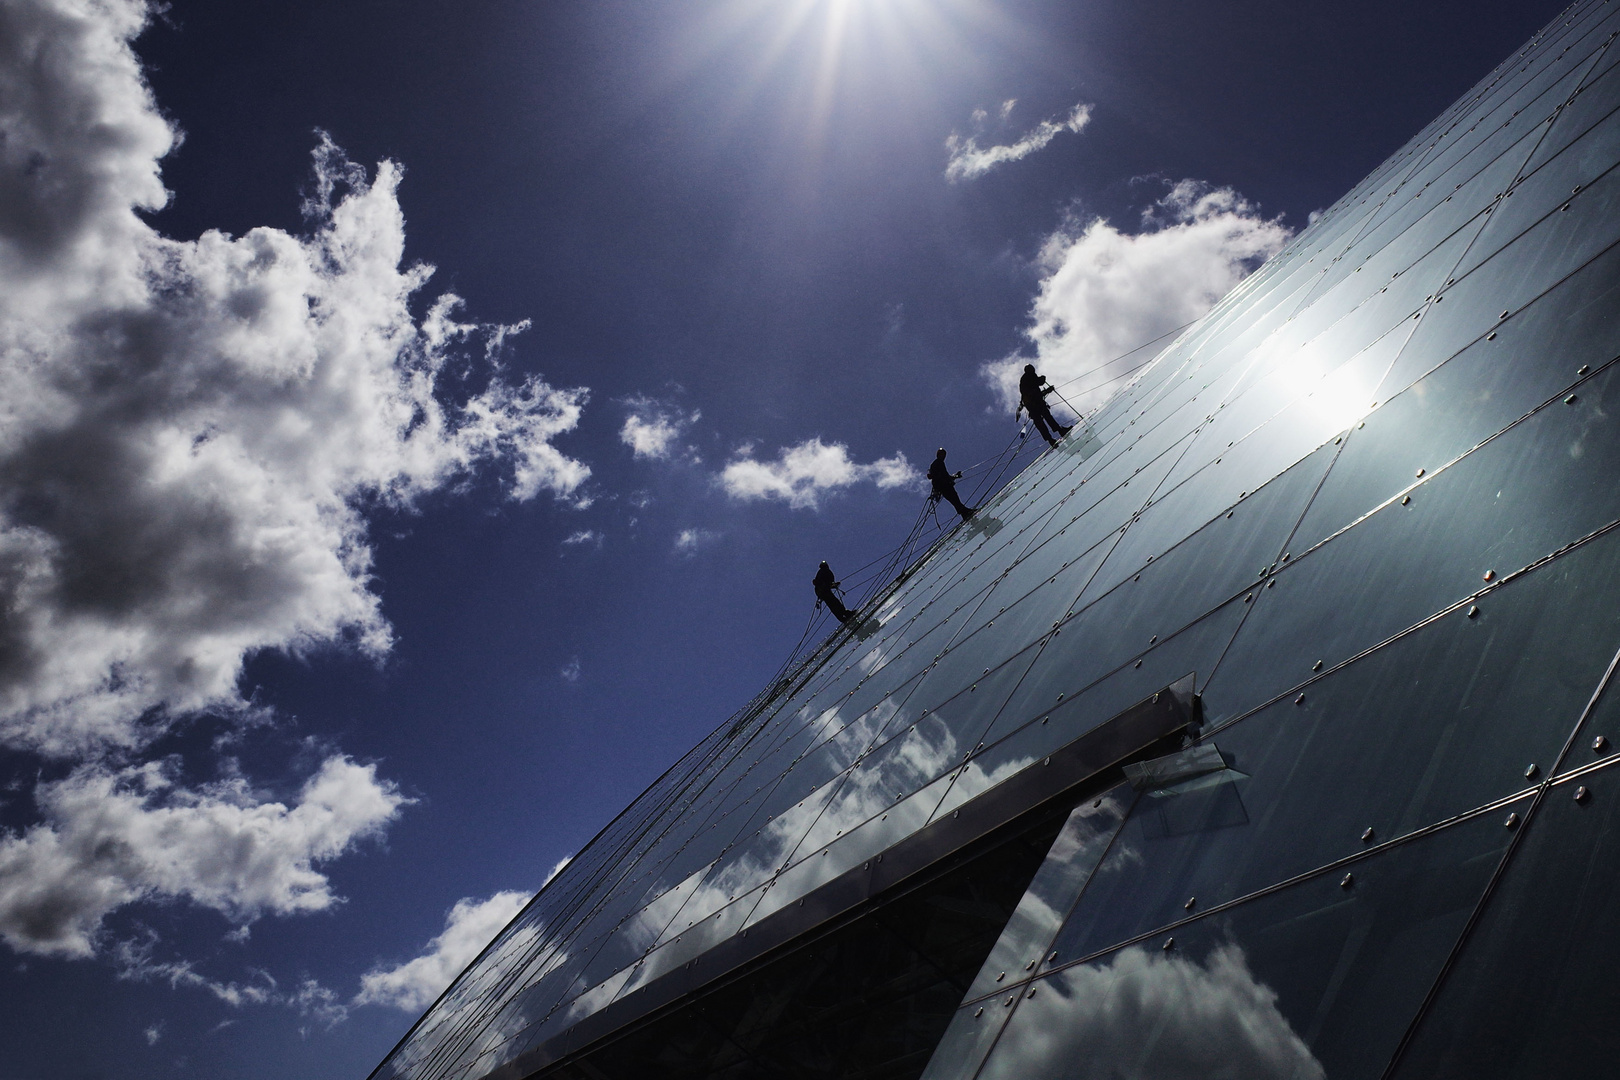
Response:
[[1018, 364, 1072, 447], [928, 448, 975, 521], [814, 561, 855, 625]]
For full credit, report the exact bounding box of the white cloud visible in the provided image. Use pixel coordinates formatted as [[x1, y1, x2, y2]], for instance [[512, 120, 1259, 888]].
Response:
[[989, 943, 1324, 1080], [0, 0, 590, 763], [542, 855, 571, 887], [985, 180, 1291, 414], [719, 438, 920, 510], [559, 656, 581, 682], [0, 756, 408, 957], [673, 528, 720, 556], [115, 931, 348, 1027], [355, 890, 530, 1013], [0, 0, 591, 961], [561, 529, 603, 550], [619, 396, 698, 461], [945, 102, 1092, 182], [143, 1023, 161, 1046]]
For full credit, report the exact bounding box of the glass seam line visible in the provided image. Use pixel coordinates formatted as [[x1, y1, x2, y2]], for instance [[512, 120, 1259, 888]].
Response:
[[1376, 629, 1620, 1080], [963, 780, 1546, 1011], [1202, 512, 1620, 745], [960, 789, 1145, 1080], [1275, 346, 1620, 581]]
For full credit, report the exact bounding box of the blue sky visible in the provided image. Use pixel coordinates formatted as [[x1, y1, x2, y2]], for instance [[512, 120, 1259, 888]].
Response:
[[0, 0, 1570, 1076]]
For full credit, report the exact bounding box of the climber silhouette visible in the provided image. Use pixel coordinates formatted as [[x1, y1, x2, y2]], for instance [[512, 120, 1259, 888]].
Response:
[[1019, 363, 1072, 447], [814, 561, 855, 624], [928, 448, 975, 521]]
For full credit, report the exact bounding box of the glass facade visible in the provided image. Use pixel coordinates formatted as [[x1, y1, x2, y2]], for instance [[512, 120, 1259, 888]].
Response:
[[371, 4, 1620, 1077]]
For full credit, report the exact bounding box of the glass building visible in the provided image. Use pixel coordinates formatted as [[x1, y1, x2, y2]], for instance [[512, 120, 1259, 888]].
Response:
[[372, 3, 1620, 1076]]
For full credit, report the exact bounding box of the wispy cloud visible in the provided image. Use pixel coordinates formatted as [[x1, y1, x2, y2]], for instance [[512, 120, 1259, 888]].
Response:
[[561, 529, 604, 550], [620, 396, 699, 461], [114, 931, 350, 1028], [355, 891, 531, 1013], [984, 180, 1291, 414], [720, 439, 920, 510], [673, 528, 720, 556], [946, 101, 1093, 182], [559, 657, 582, 683]]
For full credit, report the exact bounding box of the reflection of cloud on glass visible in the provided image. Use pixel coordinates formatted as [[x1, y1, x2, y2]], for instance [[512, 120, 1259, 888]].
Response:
[[966, 794, 1129, 1000], [980, 943, 1324, 1080]]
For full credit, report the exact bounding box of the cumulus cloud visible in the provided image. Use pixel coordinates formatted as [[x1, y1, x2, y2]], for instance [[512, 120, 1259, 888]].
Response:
[[946, 102, 1092, 182], [620, 396, 698, 461], [984, 944, 1324, 1080], [0, 0, 589, 957], [355, 890, 530, 1013], [0, 756, 408, 957], [720, 438, 920, 510], [984, 180, 1291, 415]]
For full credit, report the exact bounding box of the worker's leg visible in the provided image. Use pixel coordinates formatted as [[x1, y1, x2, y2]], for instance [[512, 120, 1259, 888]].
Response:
[[944, 487, 975, 520], [1034, 403, 1068, 440], [1029, 410, 1057, 446]]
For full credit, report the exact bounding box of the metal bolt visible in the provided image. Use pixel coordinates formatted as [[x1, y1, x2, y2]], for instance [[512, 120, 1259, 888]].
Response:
[[1313, 660, 1323, 671], [1596, 736, 1609, 752], [1579, 365, 1590, 375], [1267, 580, 1275, 589], [1468, 605, 1480, 618], [1484, 569, 1495, 581], [1576, 786, 1591, 803], [1027, 987, 1037, 999], [1402, 495, 1411, 505], [1134, 660, 1143, 668], [1163, 937, 1175, 952], [1185, 897, 1196, 910], [1150, 635, 1158, 644], [1362, 827, 1375, 842], [996, 971, 1005, 982], [1025, 960, 1036, 971], [1526, 763, 1539, 779], [1341, 873, 1355, 889], [1004, 996, 1014, 1007], [1566, 394, 1579, 405], [1488, 332, 1497, 340], [975, 1007, 984, 1018], [1295, 693, 1306, 705], [1505, 812, 1520, 828], [1416, 468, 1425, 477], [1501, 310, 1510, 319], [1245, 593, 1254, 602]]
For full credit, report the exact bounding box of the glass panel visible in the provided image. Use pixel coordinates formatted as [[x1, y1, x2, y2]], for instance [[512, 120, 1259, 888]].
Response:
[[1307, 241, 1620, 547], [1204, 359, 1620, 727], [917, 999, 1014, 1080], [1054, 525, 1620, 960], [1388, 764, 1620, 1080], [979, 799, 1525, 1080], [1524, 43, 1620, 174], [959, 788, 1135, 1002]]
